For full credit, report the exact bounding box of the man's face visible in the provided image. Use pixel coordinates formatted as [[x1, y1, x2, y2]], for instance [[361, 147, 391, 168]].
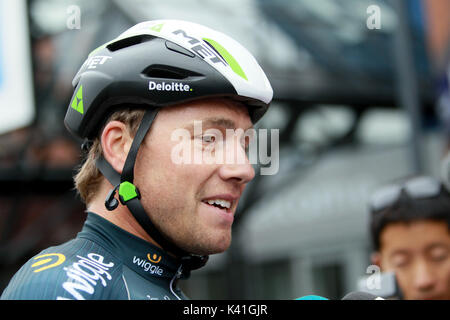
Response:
[[377, 220, 450, 300], [134, 98, 255, 255]]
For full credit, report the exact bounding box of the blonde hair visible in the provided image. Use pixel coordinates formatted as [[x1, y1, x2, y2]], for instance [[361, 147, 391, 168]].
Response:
[[74, 108, 146, 204]]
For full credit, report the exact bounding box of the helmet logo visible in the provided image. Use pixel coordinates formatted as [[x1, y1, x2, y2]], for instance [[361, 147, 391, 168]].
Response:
[[150, 23, 164, 32], [203, 38, 248, 81], [85, 55, 111, 69], [173, 29, 248, 81], [149, 81, 192, 92], [71, 85, 84, 114]]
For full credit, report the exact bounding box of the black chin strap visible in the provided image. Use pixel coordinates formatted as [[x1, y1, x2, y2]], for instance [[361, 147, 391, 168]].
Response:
[[95, 108, 208, 275]]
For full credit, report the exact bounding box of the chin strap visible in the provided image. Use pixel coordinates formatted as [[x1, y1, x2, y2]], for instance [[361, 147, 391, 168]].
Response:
[[95, 108, 208, 275]]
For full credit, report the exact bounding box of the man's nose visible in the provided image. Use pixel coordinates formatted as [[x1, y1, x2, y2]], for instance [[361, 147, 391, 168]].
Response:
[[219, 144, 255, 184], [413, 261, 436, 292]]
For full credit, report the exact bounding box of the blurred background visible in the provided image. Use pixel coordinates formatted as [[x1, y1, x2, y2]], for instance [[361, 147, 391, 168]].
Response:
[[0, 0, 449, 299]]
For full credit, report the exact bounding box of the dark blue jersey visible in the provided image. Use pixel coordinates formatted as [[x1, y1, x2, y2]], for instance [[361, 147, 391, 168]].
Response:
[[1, 212, 188, 300]]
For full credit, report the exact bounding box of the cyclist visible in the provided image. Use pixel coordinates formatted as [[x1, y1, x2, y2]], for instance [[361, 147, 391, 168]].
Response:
[[1, 19, 273, 300]]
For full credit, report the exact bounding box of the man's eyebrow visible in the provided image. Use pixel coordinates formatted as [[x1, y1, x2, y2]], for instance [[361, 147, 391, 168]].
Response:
[[183, 117, 254, 131]]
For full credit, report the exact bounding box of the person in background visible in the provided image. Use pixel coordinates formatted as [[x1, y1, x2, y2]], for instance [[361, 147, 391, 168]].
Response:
[[369, 175, 450, 300]]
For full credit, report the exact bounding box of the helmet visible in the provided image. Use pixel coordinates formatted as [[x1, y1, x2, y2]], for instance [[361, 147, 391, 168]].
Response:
[[64, 20, 273, 273], [64, 19, 273, 140]]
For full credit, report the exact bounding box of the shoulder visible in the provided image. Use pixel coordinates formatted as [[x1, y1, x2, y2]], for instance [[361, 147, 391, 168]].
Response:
[[1, 238, 128, 300]]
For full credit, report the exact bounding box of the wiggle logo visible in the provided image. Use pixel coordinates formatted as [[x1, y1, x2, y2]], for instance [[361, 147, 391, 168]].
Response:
[[147, 253, 161, 264], [31, 253, 66, 273]]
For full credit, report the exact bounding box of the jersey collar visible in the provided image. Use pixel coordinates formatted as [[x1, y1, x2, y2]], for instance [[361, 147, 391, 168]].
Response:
[[79, 212, 182, 283]]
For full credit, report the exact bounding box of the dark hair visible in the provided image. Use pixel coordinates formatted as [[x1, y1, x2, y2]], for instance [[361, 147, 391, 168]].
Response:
[[369, 177, 450, 251]]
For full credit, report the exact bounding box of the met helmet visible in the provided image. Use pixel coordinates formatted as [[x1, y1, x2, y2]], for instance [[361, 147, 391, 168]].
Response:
[[64, 19, 272, 140], [64, 20, 273, 274]]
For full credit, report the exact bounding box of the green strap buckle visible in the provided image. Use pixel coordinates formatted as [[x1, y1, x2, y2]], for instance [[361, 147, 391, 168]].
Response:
[[118, 181, 141, 204]]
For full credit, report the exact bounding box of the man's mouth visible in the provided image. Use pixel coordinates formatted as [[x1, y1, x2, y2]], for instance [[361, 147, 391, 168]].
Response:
[[200, 195, 239, 224], [202, 199, 232, 210], [201, 194, 239, 213]]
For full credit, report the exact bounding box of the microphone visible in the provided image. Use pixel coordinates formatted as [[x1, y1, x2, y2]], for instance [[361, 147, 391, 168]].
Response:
[[296, 295, 328, 300], [342, 291, 385, 300], [296, 291, 385, 300]]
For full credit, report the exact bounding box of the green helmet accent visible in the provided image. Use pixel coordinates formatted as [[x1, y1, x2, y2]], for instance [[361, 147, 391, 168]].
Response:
[[119, 181, 140, 203], [70, 85, 84, 114]]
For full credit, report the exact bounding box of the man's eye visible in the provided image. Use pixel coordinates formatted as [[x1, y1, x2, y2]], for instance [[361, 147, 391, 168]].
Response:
[[429, 247, 449, 262], [202, 135, 216, 143], [391, 254, 410, 268]]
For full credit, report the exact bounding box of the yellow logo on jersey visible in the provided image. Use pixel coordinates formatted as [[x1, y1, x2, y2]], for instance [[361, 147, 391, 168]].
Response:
[[31, 253, 66, 273], [147, 253, 162, 264]]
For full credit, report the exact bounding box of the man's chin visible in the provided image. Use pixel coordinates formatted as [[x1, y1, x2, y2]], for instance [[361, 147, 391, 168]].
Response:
[[188, 236, 232, 256]]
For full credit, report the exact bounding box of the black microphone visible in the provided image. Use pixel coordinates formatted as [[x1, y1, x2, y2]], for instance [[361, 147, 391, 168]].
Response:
[[342, 291, 385, 300]]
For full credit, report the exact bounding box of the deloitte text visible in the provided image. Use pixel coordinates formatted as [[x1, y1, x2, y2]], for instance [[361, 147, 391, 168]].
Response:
[[133, 256, 164, 276], [149, 81, 192, 92]]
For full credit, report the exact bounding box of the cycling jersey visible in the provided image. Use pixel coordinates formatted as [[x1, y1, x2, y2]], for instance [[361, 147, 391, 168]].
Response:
[[0, 212, 188, 300]]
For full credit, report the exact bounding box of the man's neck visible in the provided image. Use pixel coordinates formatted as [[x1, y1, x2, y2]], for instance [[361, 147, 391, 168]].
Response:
[[87, 199, 161, 248]]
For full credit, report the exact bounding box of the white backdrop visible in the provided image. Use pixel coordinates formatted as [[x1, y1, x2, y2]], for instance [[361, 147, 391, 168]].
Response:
[[0, 0, 34, 135]]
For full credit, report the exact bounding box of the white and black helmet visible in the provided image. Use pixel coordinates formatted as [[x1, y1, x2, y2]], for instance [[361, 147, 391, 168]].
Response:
[[65, 19, 273, 140], [64, 20, 273, 273]]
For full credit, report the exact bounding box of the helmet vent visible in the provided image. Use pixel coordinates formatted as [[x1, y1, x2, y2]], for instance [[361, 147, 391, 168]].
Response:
[[142, 64, 203, 80], [107, 35, 155, 52]]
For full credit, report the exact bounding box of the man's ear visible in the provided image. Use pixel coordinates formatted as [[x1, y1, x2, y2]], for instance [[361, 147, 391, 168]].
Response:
[[100, 120, 133, 175], [371, 252, 382, 268]]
